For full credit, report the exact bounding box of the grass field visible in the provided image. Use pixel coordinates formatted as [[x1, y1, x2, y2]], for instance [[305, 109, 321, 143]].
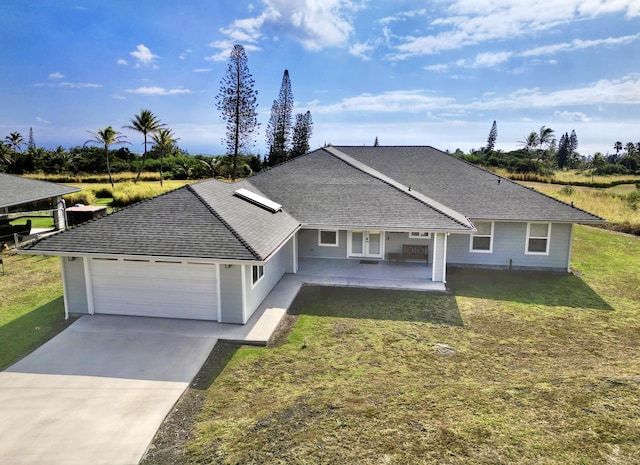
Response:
[[492, 168, 640, 187], [520, 181, 640, 227], [0, 253, 70, 370], [162, 225, 640, 465]]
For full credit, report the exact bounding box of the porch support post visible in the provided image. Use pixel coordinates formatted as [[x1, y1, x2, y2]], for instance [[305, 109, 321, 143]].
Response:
[[431, 232, 447, 283]]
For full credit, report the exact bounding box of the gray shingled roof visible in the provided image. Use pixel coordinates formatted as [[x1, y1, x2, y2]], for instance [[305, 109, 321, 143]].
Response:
[[248, 149, 473, 232], [334, 146, 604, 223], [26, 180, 299, 261], [0, 173, 79, 209]]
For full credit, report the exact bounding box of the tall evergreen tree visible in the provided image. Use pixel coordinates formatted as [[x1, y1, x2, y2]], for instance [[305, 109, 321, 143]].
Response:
[[373, 136, 380, 147], [215, 44, 259, 180], [569, 130, 578, 154], [485, 120, 497, 152], [557, 132, 569, 169], [266, 69, 294, 166], [28, 127, 35, 151], [291, 111, 313, 159]]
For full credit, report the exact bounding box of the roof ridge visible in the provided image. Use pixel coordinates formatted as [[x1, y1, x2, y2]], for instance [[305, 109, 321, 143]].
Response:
[[323, 146, 474, 230], [187, 184, 263, 260]]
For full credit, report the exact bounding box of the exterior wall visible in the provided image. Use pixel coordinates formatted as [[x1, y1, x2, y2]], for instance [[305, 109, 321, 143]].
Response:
[[62, 256, 89, 315], [447, 222, 573, 271], [385, 231, 434, 263], [244, 236, 292, 323], [219, 265, 244, 324], [298, 229, 348, 259]]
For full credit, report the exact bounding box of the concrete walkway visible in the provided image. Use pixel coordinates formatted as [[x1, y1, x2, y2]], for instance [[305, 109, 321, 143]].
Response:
[[0, 276, 299, 465]]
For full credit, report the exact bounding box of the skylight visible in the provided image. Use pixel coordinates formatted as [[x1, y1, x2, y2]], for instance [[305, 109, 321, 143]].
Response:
[[234, 188, 282, 213]]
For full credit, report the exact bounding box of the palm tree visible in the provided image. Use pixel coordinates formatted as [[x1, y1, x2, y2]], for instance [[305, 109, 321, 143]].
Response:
[[4, 132, 25, 152], [85, 126, 129, 188], [537, 126, 555, 160], [613, 141, 623, 161], [150, 128, 179, 186], [0, 142, 13, 167], [519, 132, 539, 153], [123, 109, 164, 183]]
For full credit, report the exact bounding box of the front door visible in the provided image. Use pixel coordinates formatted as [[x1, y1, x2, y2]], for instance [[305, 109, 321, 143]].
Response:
[[349, 230, 384, 259]]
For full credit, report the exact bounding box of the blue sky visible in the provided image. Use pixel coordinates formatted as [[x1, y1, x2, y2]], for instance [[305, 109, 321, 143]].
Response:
[[1, 0, 640, 157]]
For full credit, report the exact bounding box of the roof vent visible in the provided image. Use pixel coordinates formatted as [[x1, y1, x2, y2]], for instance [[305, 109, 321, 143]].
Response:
[[234, 188, 282, 212]]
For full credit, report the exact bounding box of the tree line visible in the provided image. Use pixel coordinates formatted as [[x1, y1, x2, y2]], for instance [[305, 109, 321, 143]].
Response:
[[1, 44, 313, 182], [455, 121, 639, 175]]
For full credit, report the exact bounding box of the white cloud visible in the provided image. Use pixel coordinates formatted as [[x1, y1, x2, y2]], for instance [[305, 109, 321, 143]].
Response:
[[470, 51, 513, 68], [130, 44, 158, 67], [36, 116, 52, 124], [310, 90, 455, 114], [125, 86, 192, 95], [179, 49, 192, 60], [117, 59, 128, 66], [59, 82, 102, 88], [206, 40, 261, 62], [379, 8, 427, 25], [389, 0, 640, 59], [49, 72, 64, 79], [424, 64, 448, 72], [554, 110, 592, 123], [520, 33, 640, 57], [193, 68, 212, 73], [214, 0, 359, 53], [349, 41, 374, 60]]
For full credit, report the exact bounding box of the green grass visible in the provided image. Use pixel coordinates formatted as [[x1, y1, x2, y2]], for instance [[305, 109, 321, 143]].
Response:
[[183, 226, 640, 465], [0, 253, 71, 370]]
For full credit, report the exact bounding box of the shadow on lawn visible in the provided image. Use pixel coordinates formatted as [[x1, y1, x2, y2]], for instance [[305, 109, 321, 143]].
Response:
[[289, 285, 464, 327], [0, 296, 72, 371], [447, 267, 613, 311]]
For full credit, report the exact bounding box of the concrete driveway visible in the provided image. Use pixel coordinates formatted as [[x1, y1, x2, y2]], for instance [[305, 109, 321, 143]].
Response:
[[0, 315, 220, 465]]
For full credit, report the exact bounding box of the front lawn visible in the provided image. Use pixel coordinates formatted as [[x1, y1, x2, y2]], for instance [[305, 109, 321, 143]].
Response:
[[160, 226, 640, 464], [0, 253, 70, 370]]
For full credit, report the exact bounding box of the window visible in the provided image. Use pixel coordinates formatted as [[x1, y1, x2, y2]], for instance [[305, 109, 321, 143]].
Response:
[[409, 231, 431, 239], [526, 223, 551, 255], [318, 229, 339, 247], [252, 265, 264, 286], [470, 221, 494, 253]]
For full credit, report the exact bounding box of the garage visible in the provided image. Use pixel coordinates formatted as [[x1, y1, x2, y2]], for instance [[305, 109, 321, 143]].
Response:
[[90, 258, 218, 320]]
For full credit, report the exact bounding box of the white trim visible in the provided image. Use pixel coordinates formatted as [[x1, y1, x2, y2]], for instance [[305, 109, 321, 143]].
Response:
[[566, 223, 574, 273], [525, 222, 551, 255], [318, 229, 339, 247], [443, 233, 448, 284], [84, 258, 95, 315], [251, 264, 264, 288], [241, 265, 247, 324], [469, 221, 494, 253], [216, 263, 222, 322], [293, 232, 298, 273], [431, 232, 438, 282], [60, 257, 70, 320], [409, 231, 431, 239]]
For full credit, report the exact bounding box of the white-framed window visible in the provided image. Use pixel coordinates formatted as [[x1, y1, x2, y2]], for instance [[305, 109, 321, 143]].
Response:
[[409, 231, 431, 239], [526, 222, 551, 255], [470, 221, 494, 253], [318, 229, 339, 247], [251, 265, 264, 287]]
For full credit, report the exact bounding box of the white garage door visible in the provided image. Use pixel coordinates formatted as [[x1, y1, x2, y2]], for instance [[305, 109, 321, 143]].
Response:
[[90, 259, 218, 320]]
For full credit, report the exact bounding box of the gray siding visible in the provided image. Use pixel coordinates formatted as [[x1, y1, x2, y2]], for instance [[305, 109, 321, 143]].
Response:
[[62, 256, 88, 315], [448, 222, 572, 271], [219, 265, 244, 324], [385, 231, 433, 263], [244, 236, 292, 322], [298, 229, 347, 259]]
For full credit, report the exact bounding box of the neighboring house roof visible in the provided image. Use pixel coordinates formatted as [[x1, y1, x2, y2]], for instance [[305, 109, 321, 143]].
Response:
[[248, 149, 474, 232], [25, 181, 300, 261], [333, 146, 604, 223], [0, 173, 80, 209]]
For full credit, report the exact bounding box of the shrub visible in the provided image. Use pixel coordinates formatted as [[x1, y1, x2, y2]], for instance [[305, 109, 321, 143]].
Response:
[[559, 185, 575, 196], [111, 182, 165, 207], [63, 190, 96, 206]]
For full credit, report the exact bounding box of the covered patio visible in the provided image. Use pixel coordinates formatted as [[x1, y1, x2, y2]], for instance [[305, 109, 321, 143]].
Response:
[[296, 257, 447, 292]]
